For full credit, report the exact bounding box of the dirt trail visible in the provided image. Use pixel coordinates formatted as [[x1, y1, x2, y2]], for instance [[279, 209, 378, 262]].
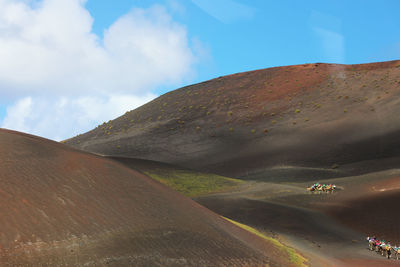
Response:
[[112, 155, 400, 266], [195, 172, 400, 266]]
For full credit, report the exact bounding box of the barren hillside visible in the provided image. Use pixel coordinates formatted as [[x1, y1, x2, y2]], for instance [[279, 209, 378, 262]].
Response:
[[66, 60, 400, 179], [0, 129, 299, 266]]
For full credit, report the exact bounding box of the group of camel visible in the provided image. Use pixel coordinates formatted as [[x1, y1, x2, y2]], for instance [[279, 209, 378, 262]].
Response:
[[367, 237, 400, 259], [306, 183, 336, 193]]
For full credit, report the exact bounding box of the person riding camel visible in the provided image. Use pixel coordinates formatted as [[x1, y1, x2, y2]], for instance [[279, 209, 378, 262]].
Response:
[[387, 242, 392, 259]]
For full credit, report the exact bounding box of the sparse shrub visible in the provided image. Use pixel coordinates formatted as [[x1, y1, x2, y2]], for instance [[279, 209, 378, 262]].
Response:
[[196, 126, 201, 131], [189, 106, 193, 109], [227, 111, 233, 116], [272, 120, 277, 124], [229, 127, 234, 132], [271, 113, 275, 116], [264, 129, 269, 133], [304, 118, 310, 122], [316, 104, 321, 108], [206, 111, 211, 116], [292, 121, 297, 125], [343, 109, 347, 113], [295, 109, 301, 113], [331, 163, 339, 169], [263, 112, 267, 116], [251, 129, 256, 134], [116, 145, 121, 149]]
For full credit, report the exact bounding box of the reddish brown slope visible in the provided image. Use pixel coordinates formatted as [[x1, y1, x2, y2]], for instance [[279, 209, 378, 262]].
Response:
[[0, 128, 296, 266], [318, 173, 400, 244], [66, 60, 400, 179]]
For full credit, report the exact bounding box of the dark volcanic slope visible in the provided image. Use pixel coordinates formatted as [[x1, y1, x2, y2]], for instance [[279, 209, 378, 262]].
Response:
[[0, 129, 292, 266], [67, 60, 400, 179]]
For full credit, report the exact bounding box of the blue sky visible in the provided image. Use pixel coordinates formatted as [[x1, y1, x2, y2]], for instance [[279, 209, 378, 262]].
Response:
[[0, 0, 399, 140], [87, 0, 400, 84]]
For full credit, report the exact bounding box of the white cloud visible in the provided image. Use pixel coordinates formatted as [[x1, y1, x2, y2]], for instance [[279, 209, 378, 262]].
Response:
[[0, 0, 199, 140], [2, 94, 157, 141], [2, 97, 33, 133]]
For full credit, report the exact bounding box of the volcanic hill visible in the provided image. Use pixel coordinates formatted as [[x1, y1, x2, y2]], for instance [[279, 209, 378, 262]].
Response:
[[66, 60, 400, 180], [0, 128, 301, 266]]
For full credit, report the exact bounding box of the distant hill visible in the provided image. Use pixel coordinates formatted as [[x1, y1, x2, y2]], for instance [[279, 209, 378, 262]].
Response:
[[66, 60, 400, 180], [0, 128, 296, 266]]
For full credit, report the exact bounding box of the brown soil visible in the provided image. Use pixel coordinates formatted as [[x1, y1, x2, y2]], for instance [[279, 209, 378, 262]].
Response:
[[193, 168, 400, 266], [0, 128, 299, 266], [110, 156, 400, 266], [338, 258, 400, 266], [63, 60, 400, 266], [66, 60, 400, 181]]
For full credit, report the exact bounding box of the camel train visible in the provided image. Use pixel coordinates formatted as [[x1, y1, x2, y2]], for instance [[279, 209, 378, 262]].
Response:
[[306, 183, 336, 193], [367, 236, 400, 260]]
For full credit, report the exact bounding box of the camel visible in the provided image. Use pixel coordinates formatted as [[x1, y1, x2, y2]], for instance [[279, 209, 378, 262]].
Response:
[[384, 245, 392, 259], [394, 247, 400, 260], [378, 243, 392, 259], [367, 237, 376, 251]]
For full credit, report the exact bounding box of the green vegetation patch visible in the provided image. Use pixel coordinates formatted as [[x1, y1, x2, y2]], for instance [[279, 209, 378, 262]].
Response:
[[143, 169, 244, 198], [224, 217, 308, 267]]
